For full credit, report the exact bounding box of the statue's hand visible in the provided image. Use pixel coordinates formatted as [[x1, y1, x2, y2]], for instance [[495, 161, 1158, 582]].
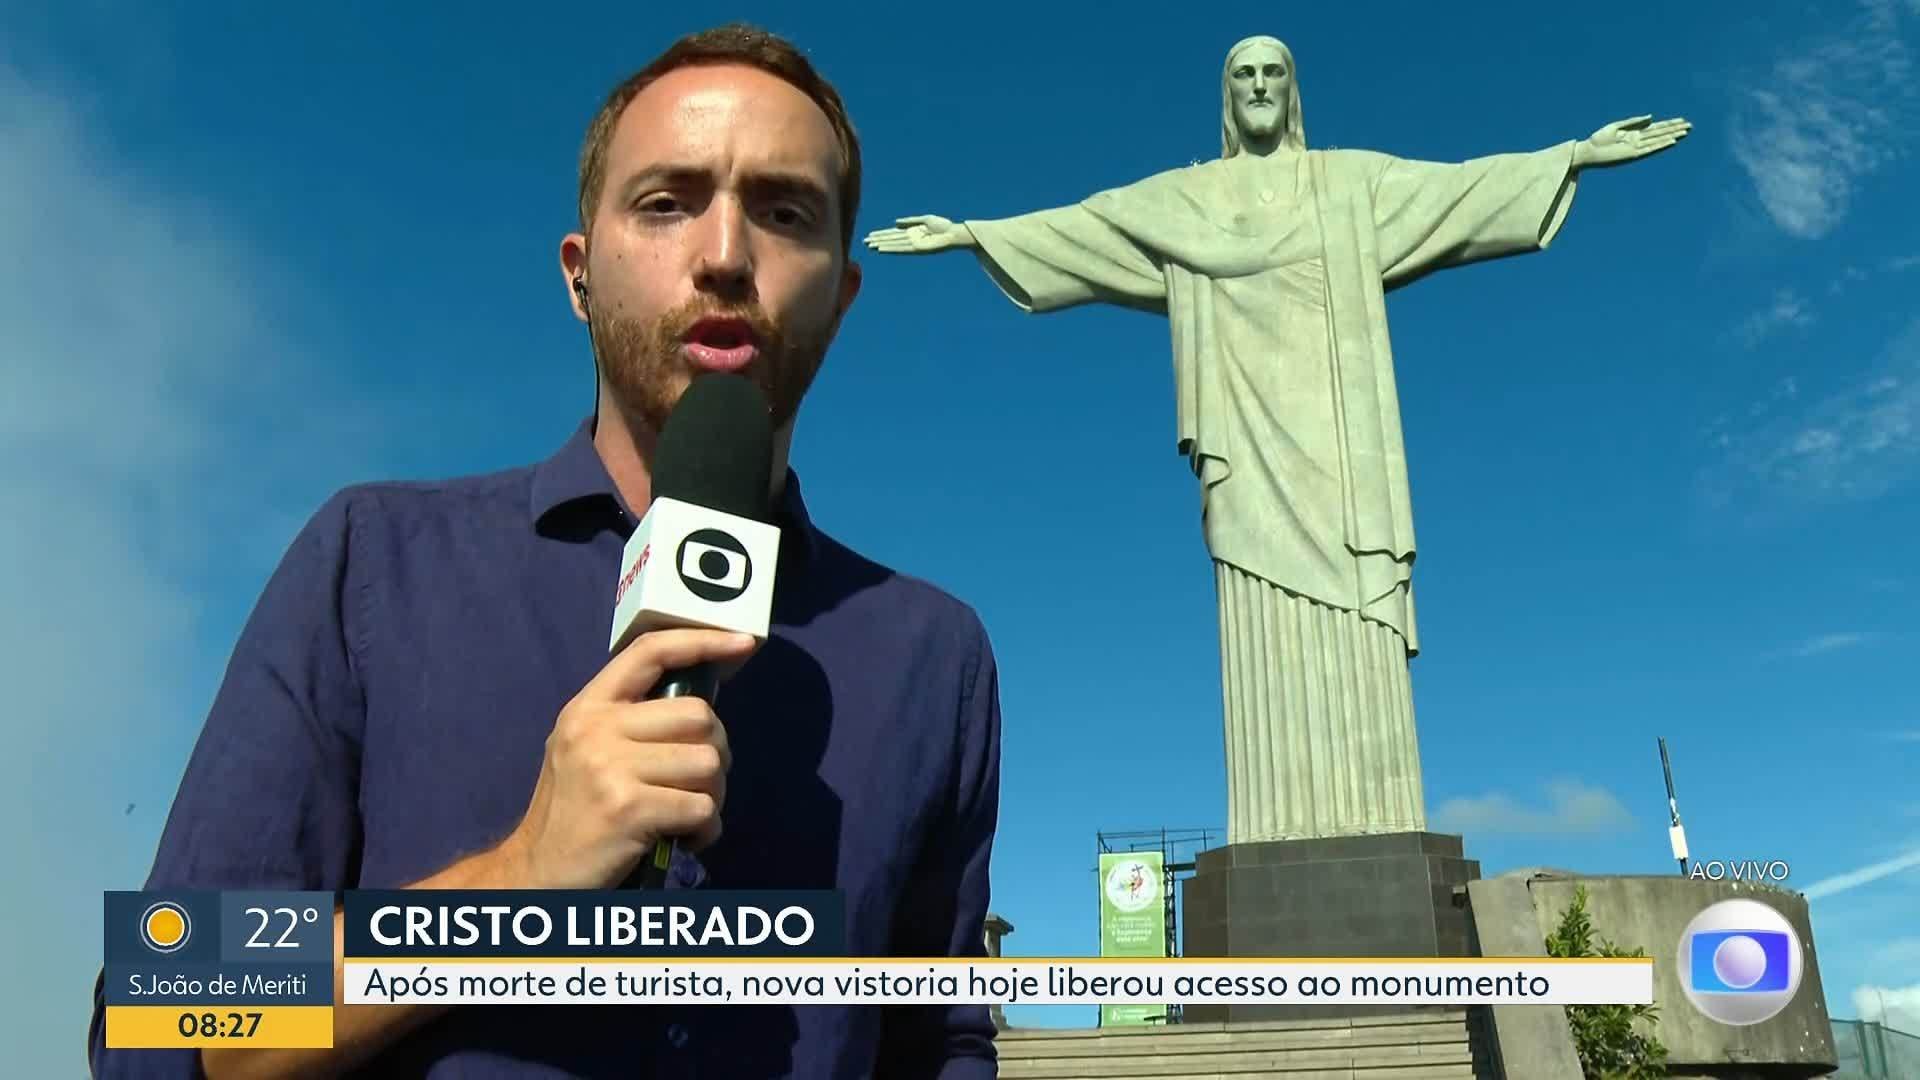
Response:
[[1575, 115, 1691, 169], [862, 215, 974, 254]]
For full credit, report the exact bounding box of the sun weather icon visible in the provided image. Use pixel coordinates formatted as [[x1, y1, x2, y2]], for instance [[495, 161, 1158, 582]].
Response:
[[139, 900, 192, 954]]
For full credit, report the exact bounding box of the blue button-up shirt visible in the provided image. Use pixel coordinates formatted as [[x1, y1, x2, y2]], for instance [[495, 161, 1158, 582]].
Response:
[[89, 419, 1003, 1078]]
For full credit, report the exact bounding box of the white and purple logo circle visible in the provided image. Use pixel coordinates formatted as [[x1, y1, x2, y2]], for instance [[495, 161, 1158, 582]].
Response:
[[1678, 898, 1803, 1025]]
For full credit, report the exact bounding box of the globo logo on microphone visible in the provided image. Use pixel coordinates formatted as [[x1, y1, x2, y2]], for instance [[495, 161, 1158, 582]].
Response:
[[609, 497, 780, 653], [677, 529, 752, 601]]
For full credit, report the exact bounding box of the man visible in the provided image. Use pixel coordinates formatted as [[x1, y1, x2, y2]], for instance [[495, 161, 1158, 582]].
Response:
[[88, 23, 1001, 1079]]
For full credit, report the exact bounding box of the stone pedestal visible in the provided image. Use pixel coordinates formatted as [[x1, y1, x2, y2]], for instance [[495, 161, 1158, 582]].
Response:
[[1180, 831, 1481, 1022]]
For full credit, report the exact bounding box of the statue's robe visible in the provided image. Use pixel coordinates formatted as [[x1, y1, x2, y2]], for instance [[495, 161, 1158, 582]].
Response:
[[965, 143, 1579, 841]]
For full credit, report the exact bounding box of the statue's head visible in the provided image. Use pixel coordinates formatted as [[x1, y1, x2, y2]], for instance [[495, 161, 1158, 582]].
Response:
[[1220, 35, 1305, 157]]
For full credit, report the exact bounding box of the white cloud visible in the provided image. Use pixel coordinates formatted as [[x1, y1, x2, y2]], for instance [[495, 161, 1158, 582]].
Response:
[[1779, 631, 1881, 658], [1431, 779, 1633, 835], [1803, 846, 1920, 900], [1734, 288, 1814, 347], [1828, 265, 1871, 296], [1869, 0, 1920, 21], [1702, 315, 1920, 507], [1729, 0, 1917, 238], [1852, 982, 1920, 1035], [1873, 938, 1920, 969], [0, 61, 380, 1074]]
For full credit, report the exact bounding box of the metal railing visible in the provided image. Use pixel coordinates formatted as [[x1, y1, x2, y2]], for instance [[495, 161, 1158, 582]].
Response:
[[1831, 1018, 1920, 1079]]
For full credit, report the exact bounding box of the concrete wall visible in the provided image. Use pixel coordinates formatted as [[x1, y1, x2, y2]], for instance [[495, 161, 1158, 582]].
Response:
[[1464, 876, 1584, 1079], [1521, 874, 1838, 1077]]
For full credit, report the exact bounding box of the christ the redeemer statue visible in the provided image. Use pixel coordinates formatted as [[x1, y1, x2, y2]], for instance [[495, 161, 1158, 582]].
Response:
[[865, 35, 1688, 845]]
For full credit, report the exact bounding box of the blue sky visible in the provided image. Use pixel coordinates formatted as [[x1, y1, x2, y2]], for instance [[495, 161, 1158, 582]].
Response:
[[6, 0, 1917, 1068]]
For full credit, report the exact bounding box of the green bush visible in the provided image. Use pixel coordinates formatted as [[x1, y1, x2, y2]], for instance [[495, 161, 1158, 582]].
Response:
[[1545, 884, 1670, 1080]]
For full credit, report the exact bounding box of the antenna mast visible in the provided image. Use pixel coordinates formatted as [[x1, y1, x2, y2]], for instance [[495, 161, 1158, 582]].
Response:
[[1660, 737, 1689, 875]]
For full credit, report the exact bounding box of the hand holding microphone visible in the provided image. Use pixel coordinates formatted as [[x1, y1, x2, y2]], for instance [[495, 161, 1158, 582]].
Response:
[[500, 373, 780, 891], [501, 626, 755, 890]]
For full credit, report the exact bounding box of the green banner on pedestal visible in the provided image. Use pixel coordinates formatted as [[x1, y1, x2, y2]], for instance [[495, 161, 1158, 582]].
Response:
[[1097, 850, 1166, 1026]]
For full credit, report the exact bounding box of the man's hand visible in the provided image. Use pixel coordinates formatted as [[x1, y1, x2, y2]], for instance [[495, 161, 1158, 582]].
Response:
[[1574, 115, 1691, 170], [199, 627, 757, 1080], [863, 215, 976, 254], [501, 627, 759, 890]]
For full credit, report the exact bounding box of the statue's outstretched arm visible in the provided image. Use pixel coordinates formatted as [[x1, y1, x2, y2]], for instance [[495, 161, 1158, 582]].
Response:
[[1572, 115, 1690, 170], [863, 215, 977, 255], [864, 201, 1166, 315], [1368, 113, 1690, 288]]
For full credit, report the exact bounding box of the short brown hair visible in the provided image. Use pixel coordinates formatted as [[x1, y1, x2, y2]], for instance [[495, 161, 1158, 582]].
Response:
[[576, 24, 862, 254]]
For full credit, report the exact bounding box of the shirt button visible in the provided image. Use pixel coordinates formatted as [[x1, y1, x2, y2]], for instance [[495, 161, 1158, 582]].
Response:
[[665, 1022, 689, 1049]]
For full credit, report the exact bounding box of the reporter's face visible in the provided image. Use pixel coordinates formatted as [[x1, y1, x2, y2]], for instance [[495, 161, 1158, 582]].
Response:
[[570, 63, 860, 431]]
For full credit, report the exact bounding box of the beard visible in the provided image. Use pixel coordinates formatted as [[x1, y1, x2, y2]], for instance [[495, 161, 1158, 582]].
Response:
[[592, 294, 833, 435], [1235, 101, 1281, 140]]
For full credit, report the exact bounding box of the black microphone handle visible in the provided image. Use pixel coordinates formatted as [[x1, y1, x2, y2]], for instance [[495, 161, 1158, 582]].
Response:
[[628, 661, 719, 889], [652, 661, 720, 702]]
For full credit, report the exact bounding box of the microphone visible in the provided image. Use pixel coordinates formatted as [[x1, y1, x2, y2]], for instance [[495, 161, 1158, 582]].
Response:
[[608, 373, 780, 888]]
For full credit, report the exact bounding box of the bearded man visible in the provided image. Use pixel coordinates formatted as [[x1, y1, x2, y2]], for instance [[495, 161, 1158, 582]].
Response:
[[88, 24, 1002, 1080]]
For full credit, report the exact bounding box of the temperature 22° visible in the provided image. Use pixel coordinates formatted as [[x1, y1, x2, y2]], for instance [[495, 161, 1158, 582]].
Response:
[[244, 905, 321, 949]]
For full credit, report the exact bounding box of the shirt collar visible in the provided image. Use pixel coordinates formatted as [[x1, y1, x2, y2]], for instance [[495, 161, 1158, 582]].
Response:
[[530, 417, 819, 565]]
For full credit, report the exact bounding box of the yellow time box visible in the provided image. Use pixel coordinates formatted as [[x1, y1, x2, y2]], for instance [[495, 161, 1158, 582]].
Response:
[[106, 1006, 335, 1049]]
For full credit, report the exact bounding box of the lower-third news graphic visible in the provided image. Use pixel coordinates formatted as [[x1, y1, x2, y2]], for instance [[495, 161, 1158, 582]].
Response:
[[1677, 897, 1804, 1026], [102, 891, 336, 1049]]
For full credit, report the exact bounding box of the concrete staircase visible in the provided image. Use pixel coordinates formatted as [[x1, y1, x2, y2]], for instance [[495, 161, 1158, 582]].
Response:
[[995, 1009, 1487, 1079]]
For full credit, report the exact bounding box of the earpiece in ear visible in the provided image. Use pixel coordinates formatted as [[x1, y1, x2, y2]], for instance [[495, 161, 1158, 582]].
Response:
[[571, 274, 590, 312]]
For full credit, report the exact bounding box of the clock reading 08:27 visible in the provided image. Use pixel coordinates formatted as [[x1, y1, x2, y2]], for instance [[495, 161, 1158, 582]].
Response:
[[178, 1012, 264, 1039]]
